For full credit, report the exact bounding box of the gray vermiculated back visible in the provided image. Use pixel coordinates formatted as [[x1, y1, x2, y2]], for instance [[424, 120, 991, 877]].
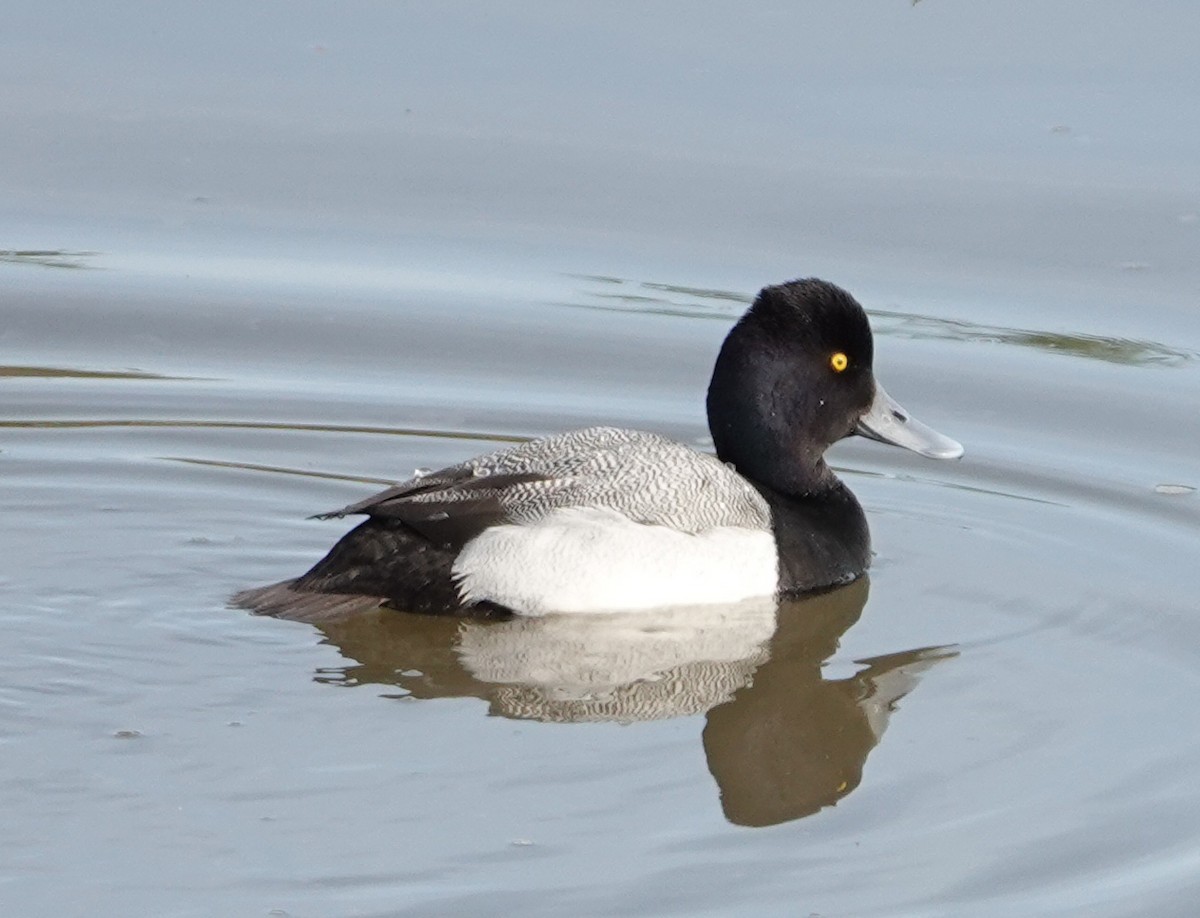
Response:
[[344, 426, 771, 533]]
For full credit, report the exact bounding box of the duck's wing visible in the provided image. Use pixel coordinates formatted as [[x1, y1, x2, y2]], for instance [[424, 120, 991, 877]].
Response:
[[313, 467, 557, 549], [312, 426, 771, 550], [313, 427, 638, 519]]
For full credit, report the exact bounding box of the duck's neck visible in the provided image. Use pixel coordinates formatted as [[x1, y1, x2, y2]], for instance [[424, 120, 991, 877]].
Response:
[[712, 435, 839, 500], [747, 474, 872, 595]]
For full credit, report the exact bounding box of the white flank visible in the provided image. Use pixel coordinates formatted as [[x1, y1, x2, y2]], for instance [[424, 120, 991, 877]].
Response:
[[451, 506, 778, 616]]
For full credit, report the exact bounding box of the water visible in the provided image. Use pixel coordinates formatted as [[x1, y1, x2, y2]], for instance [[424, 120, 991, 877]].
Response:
[[4, 4, 1200, 917]]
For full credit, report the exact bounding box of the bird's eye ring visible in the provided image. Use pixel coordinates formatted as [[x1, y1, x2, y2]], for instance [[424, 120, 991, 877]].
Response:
[[830, 352, 848, 373]]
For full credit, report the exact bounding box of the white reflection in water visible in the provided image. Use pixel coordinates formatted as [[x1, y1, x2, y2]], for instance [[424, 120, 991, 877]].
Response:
[[457, 597, 777, 720], [310, 578, 954, 827]]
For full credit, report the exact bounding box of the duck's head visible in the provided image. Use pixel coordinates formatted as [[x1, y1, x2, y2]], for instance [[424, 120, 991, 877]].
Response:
[[706, 278, 962, 495]]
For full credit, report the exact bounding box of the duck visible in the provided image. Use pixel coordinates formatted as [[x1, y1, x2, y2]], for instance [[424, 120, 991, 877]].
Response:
[[233, 277, 962, 621]]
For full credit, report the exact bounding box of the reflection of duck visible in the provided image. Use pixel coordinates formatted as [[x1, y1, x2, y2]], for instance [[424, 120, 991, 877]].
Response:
[[310, 595, 780, 721], [235, 278, 961, 620], [307, 579, 953, 827], [703, 581, 953, 827], [456, 596, 778, 722]]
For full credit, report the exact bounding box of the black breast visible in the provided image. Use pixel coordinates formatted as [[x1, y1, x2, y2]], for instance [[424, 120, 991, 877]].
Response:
[[754, 481, 871, 594]]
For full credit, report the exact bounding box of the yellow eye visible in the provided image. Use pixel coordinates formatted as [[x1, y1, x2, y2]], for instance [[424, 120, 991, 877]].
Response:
[[830, 352, 848, 373]]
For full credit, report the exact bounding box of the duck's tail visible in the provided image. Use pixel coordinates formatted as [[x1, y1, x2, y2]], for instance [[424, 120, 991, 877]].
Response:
[[230, 579, 387, 623]]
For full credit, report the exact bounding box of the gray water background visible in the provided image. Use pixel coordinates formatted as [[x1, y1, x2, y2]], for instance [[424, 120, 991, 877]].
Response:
[[3, 3, 1200, 916]]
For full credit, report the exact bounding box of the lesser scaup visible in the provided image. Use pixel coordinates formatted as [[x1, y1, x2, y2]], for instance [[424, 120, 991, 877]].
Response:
[[234, 278, 962, 620]]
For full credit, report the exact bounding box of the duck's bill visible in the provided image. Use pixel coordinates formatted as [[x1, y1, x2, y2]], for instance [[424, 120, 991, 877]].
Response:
[[856, 383, 964, 460]]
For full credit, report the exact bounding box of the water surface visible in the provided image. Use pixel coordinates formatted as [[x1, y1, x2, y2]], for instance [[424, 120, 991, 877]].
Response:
[[3, 4, 1200, 917]]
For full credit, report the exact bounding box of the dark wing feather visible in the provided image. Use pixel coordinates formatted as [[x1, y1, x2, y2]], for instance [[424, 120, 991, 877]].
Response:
[[310, 465, 477, 519], [312, 469, 553, 549]]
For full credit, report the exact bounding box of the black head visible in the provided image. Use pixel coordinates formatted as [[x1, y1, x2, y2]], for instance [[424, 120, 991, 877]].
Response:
[[706, 278, 877, 495]]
